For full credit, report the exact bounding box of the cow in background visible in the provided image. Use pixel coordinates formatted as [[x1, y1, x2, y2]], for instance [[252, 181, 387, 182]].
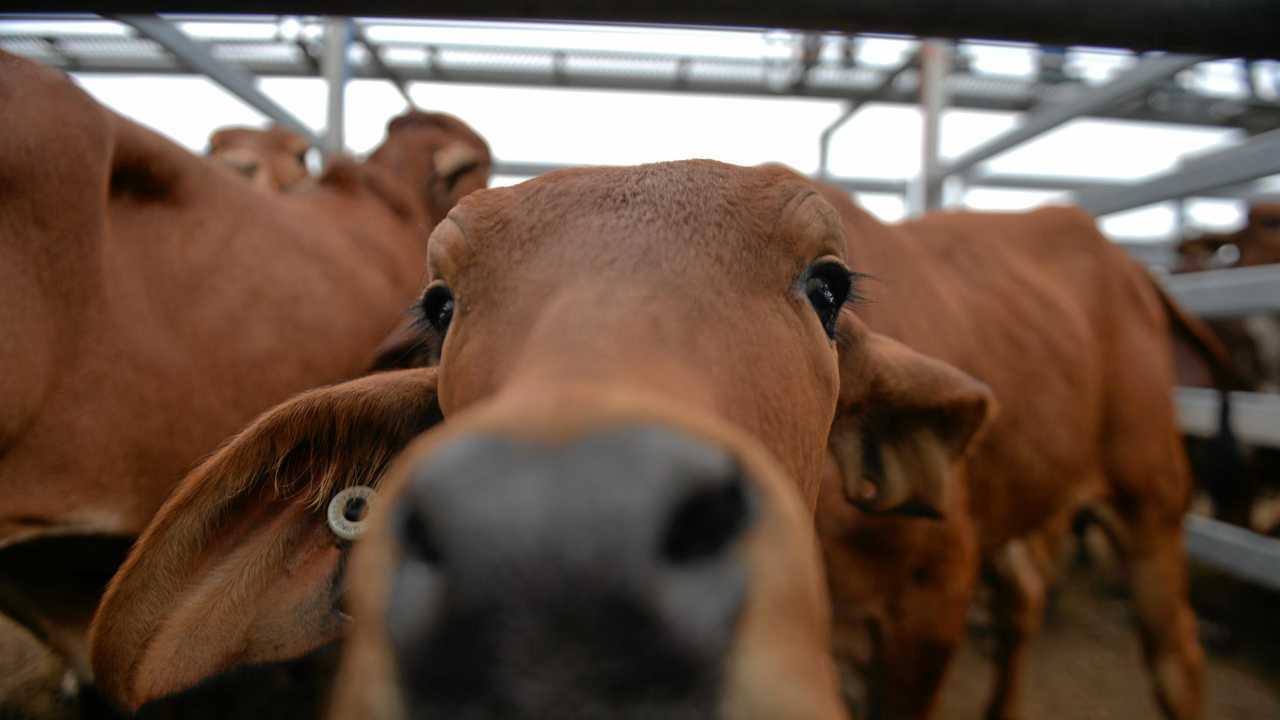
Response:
[[0, 50, 489, 715], [803, 181, 1215, 720], [207, 124, 312, 192], [1173, 201, 1280, 532]]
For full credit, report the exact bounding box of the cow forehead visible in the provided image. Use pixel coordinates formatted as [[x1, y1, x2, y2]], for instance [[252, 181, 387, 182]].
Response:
[[435, 160, 840, 279]]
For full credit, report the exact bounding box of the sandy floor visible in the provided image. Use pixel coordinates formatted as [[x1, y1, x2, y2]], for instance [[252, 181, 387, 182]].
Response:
[[933, 560, 1280, 720]]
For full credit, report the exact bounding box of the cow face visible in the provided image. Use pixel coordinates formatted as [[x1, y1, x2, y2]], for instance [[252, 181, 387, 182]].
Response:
[[367, 111, 493, 228], [208, 125, 311, 192], [329, 161, 991, 717], [418, 160, 991, 517], [90, 161, 990, 718]]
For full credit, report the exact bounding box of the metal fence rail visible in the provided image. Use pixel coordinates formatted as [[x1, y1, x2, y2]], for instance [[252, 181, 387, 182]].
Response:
[[1076, 129, 1280, 217], [1176, 388, 1280, 447], [1162, 265, 1280, 319], [1184, 515, 1280, 592]]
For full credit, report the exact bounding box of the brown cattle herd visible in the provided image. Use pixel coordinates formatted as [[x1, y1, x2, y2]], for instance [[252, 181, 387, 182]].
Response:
[[0, 48, 1276, 720]]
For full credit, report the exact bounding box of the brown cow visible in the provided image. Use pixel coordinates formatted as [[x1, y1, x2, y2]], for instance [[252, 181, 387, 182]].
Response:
[[89, 160, 998, 718], [0, 50, 489, 713], [1177, 202, 1280, 275], [1174, 202, 1280, 531], [807, 182, 1211, 720], [1173, 201, 1280, 395], [207, 125, 312, 191]]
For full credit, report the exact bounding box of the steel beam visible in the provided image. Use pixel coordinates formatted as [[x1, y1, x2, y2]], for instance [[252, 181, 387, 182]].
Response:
[[322, 16, 351, 157], [352, 21, 414, 107], [972, 172, 1260, 199], [937, 53, 1207, 182], [818, 51, 917, 179], [1162, 264, 1280, 319], [1177, 388, 1280, 447], [17, 27, 1279, 131], [40, 1, 1280, 58], [1184, 515, 1280, 592], [1115, 241, 1179, 268], [113, 15, 317, 144], [1076, 128, 1280, 216]]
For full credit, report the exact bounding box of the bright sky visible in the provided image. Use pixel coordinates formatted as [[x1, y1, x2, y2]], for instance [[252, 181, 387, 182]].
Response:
[[28, 18, 1278, 242]]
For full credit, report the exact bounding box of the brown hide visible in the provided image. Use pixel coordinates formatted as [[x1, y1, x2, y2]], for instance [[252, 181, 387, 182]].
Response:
[[0, 50, 489, 704], [207, 125, 311, 192], [0, 52, 489, 549], [811, 181, 1204, 719]]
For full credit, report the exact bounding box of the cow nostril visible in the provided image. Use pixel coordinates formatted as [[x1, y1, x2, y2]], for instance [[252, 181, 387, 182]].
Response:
[[399, 505, 443, 566], [661, 473, 750, 565]]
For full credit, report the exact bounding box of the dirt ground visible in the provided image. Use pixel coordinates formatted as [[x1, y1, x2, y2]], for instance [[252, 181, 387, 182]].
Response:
[[934, 558, 1280, 720]]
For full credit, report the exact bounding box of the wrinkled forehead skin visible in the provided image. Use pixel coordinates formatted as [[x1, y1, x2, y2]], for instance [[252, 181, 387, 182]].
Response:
[[427, 160, 848, 507], [331, 389, 845, 720]]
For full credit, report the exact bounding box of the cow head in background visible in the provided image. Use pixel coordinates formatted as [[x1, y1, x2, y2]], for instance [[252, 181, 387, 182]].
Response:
[[1175, 201, 1280, 272], [208, 125, 311, 191], [367, 111, 492, 230], [90, 161, 992, 719]]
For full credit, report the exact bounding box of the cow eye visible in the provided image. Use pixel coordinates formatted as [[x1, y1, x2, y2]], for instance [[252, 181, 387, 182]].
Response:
[[804, 261, 853, 338], [419, 284, 455, 334]]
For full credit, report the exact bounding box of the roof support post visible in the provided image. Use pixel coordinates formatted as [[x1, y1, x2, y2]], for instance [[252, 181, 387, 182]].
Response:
[[322, 16, 352, 158], [912, 39, 951, 214]]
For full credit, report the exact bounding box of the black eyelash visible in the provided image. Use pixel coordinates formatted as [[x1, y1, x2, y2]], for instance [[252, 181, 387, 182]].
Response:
[[409, 299, 434, 335], [845, 269, 873, 307]]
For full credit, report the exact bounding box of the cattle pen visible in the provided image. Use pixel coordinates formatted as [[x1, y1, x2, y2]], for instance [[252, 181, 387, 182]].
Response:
[[2, 1, 1279, 718]]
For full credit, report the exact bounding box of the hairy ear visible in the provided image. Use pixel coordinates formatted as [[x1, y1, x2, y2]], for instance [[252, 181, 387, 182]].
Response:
[[431, 141, 489, 209], [830, 331, 994, 518], [88, 369, 442, 712]]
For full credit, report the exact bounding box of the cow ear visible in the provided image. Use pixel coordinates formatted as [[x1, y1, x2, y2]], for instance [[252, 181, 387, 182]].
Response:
[[88, 368, 442, 712], [829, 329, 994, 518], [432, 142, 489, 209]]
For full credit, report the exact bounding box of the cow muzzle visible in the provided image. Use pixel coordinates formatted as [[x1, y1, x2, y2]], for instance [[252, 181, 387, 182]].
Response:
[[384, 423, 755, 719]]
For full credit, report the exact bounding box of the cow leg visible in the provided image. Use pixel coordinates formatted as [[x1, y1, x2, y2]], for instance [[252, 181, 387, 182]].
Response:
[[874, 613, 967, 720], [1101, 275, 1207, 720], [1104, 458, 1205, 720], [983, 538, 1046, 720], [1112, 509, 1204, 720], [1102, 400, 1204, 717], [875, 533, 978, 720]]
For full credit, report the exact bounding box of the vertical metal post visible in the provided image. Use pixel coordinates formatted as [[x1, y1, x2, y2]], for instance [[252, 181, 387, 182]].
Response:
[[322, 17, 352, 159], [913, 39, 951, 215], [1173, 198, 1187, 241]]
